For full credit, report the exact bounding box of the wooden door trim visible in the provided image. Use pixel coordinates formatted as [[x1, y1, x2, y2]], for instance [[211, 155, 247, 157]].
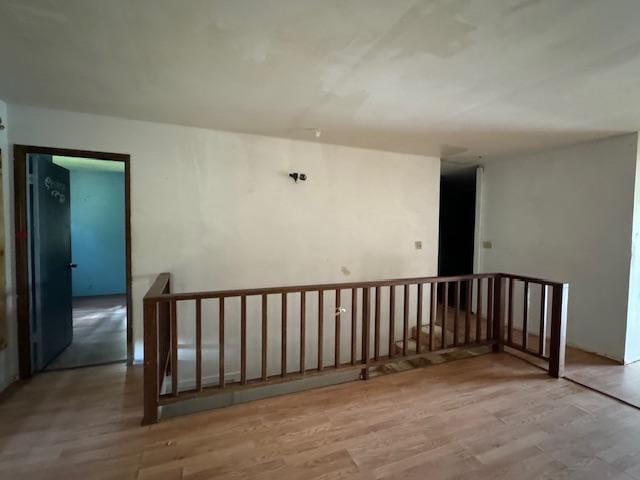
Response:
[[13, 145, 133, 378]]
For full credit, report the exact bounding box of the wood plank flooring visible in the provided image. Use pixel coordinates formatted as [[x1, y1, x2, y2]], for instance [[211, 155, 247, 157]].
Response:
[[2, 353, 640, 479]]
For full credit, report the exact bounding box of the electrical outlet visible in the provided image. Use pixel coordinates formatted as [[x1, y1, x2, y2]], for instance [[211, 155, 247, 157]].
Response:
[[482, 241, 493, 249]]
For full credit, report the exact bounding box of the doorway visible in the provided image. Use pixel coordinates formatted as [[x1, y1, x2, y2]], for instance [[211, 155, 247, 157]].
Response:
[[438, 167, 478, 308], [14, 146, 131, 377]]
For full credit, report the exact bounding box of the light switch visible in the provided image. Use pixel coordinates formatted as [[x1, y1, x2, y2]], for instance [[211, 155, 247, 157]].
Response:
[[414, 241, 422, 250]]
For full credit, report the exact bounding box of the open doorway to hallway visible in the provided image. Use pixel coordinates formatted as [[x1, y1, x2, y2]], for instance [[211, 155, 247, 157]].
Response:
[[41, 156, 126, 370], [438, 166, 477, 277], [438, 166, 478, 310], [14, 146, 131, 377]]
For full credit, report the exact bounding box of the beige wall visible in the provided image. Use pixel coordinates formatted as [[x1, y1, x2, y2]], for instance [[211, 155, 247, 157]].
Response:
[[6, 105, 441, 375]]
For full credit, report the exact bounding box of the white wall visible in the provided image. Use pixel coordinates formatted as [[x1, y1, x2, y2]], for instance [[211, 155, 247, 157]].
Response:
[[624, 137, 640, 364], [0, 99, 18, 391], [7, 105, 440, 373], [478, 134, 639, 362]]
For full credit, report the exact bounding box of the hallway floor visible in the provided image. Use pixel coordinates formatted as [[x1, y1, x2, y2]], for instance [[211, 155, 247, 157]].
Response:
[[504, 343, 640, 409], [45, 295, 127, 370], [564, 348, 640, 408], [2, 353, 640, 479]]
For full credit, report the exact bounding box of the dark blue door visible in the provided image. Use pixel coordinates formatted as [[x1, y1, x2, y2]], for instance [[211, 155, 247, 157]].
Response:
[[30, 155, 73, 370]]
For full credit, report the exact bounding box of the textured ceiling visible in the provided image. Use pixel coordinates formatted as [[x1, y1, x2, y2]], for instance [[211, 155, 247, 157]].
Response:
[[1, 0, 640, 163]]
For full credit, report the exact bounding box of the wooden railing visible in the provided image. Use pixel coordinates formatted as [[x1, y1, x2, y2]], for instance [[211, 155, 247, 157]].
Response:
[[142, 273, 568, 424]]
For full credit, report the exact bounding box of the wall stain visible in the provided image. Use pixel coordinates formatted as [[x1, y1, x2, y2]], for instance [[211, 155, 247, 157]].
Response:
[[505, 0, 544, 15], [380, 0, 478, 60], [441, 144, 468, 157]]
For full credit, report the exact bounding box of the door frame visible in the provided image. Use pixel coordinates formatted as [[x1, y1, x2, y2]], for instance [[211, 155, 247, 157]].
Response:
[[13, 145, 132, 378]]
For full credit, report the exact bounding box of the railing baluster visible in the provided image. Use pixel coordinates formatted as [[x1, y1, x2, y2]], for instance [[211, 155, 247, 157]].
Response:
[[492, 276, 504, 353], [195, 298, 202, 392], [416, 284, 423, 354], [487, 278, 494, 341], [241, 295, 247, 385], [549, 283, 569, 378], [159, 299, 171, 384], [429, 282, 436, 351], [143, 299, 159, 425], [219, 297, 225, 388], [374, 286, 381, 360], [476, 278, 483, 343], [335, 289, 341, 368], [465, 280, 471, 344], [171, 299, 178, 396], [441, 282, 448, 349], [389, 286, 396, 357], [507, 278, 514, 344], [317, 290, 323, 371], [351, 288, 357, 365], [523, 281, 530, 350], [262, 294, 267, 381], [454, 281, 460, 346], [362, 288, 369, 362], [362, 287, 370, 379], [539, 283, 547, 356], [403, 285, 409, 356], [300, 291, 306, 375], [281, 292, 287, 377]]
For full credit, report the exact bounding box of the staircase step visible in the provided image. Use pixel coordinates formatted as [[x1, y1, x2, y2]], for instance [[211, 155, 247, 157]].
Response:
[[395, 324, 457, 355], [411, 324, 443, 344], [394, 339, 418, 356], [413, 322, 470, 343]]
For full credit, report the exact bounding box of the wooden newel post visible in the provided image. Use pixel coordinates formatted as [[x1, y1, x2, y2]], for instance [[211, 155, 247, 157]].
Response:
[[549, 283, 569, 378], [492, 275, 504, 353], [361, 287, 371, 380], [142, 299, 159, 425]]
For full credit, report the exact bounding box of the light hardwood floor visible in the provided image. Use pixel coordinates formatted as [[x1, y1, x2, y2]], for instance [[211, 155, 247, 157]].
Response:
[[2, 353, 640, 479]]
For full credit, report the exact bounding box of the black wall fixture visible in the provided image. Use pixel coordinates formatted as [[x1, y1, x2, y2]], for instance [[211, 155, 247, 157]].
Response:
[[289, 172, 307, 182]]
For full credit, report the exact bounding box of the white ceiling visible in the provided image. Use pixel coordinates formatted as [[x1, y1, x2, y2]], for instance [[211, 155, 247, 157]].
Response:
[[1, 0, 640, 163]]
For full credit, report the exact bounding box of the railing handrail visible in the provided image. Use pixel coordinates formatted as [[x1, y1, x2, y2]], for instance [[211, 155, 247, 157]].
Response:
[[143, 272, 566, 302], [143, 272, 171, 299], [501, 273, 567, 287]]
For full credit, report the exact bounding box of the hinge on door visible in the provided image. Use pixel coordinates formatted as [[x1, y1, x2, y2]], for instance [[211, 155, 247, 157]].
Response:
[[28, 173, 34, 185]]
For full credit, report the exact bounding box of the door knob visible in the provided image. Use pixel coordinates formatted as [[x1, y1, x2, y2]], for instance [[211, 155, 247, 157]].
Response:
[[69, 263, 78, 268]]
